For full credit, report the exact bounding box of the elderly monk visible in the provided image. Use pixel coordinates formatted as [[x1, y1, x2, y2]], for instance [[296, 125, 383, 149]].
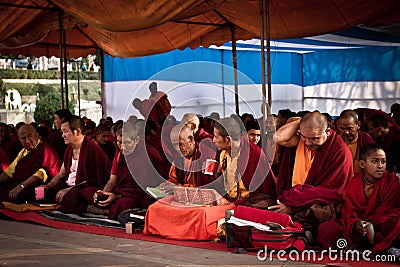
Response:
[[212, 117, 277, 206], [44, 115, 111, 213], [341, 144, 400, 253], [0, 124, 60, 203], [80, 120, 165, 218], [158, 123, 216, 193], [181, 113, 213, 143], [336, 109, 375, 175], [272, 111, 353, 247]]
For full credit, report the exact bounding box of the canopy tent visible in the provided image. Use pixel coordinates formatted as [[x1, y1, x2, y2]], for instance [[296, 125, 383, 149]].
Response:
[[102, 27, 400, 120], [1, 0, 400, 58]]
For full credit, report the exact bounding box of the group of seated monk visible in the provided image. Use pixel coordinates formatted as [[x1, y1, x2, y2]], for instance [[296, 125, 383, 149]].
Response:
[[0, 103, 399, 257]]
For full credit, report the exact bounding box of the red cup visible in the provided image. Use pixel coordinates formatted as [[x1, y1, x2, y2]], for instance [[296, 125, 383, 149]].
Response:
[[204, 159, 217, 175], [35, 186, 45, 200]]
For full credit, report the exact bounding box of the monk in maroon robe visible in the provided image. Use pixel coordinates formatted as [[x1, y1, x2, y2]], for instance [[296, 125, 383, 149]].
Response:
[[0, 122, 21, 162], [0, 124, 60, 203], [44, 116, 111, 214], [212, 117, 277, 205], [80, 120, 165, 219], [341, 144, 400, 253], [336, 109, 375, 174], [272, 112, 353, 246], [46, 109, 72, 162]]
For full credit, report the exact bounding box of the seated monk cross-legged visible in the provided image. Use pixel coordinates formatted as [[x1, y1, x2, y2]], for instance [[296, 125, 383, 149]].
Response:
[[341, 144, 400, 255], [43, 115, 111, 214], [272, 111, 353, 248]]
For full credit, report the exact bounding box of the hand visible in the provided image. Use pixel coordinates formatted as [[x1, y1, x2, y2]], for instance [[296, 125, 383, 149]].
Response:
[[356, 220, 369, 235], [9, 185, 23, 200], [268, 200, 292, 214], [55, 187, 72, 203], [96, 191, 115, 207], [158, 182, 175, 194]]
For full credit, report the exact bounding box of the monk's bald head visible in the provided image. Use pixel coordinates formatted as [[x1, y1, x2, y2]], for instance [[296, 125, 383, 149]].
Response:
[[18, 124, 39, 150], [300, 112, 328, 133], [170, 123, 195, 156], [181, 113, 200, 133]]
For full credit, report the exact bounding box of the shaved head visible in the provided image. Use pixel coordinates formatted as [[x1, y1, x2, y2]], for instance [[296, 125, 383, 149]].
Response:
[[300, 112, 328, 132], [181, 113, 200, 133]]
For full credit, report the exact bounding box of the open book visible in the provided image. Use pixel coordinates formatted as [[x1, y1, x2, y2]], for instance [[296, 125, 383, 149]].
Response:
[[146, 187, 172, 199]]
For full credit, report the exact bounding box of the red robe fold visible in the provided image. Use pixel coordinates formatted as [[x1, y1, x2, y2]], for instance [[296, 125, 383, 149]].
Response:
[[0, 147, 10, 173], [341, 171, 400, 253], [278, 130, 353, 206], [0, 137, 21, 162], [146, 134, 170, 179]]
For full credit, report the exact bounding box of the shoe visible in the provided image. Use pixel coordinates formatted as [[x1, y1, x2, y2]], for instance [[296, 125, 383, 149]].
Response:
[[87, 205, 109, 215]]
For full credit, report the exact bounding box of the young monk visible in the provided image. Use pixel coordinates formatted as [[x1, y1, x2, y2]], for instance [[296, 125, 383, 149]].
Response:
[[341, 143, 400, 253]]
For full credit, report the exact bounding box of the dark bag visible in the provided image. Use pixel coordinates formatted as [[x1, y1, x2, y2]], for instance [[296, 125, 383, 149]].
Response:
[[117, 208, 147, 227]]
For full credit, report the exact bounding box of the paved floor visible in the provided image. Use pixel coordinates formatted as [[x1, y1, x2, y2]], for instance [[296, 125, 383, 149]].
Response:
[[0, 218, 327, 267]]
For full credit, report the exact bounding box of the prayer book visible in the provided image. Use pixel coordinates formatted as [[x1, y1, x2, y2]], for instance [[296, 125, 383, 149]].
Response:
[[146, 187, 171, 199]]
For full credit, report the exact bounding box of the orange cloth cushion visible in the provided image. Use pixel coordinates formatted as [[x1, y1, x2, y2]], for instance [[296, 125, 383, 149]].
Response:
[[144, 196, 235, 240]]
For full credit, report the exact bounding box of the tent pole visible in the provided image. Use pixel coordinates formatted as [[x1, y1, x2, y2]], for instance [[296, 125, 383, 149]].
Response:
[[260, 0, 267, 152], [58, 10, 64, 109], [266, 0, 272, 111], [231, 25, 239, 115], [63, 28, 69, 110]]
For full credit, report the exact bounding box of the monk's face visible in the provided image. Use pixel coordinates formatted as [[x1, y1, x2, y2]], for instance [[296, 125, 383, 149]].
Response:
[[298, 126, 329, 151], [96, 130, 111, 145], [213, 128, 230, 151], [121, 136, 138, 156], [61, 122, 78, 145], [247, 129, 261, 145], [178, 132, 195, 158], [360, 149, 386, 182], [18, 125, 39, 151], [54, 114, 62, 130], [336, 117, 359, 144]]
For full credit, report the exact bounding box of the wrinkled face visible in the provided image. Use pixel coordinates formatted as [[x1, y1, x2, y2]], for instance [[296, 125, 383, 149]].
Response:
[[336, 117, 359, 144], [121, 136, 138, 156], [96, 130, 111, 145], [178, 134, 195, 158], [213, 128, 230, 151], [247, 129, 261, 145], [54, 114, 62, 130], [61, 122, 77, 145], [0, 126, 9, 143], [298, 126, 329, 151], [18, 126, 39, 151], [360, 149, 386, 181]]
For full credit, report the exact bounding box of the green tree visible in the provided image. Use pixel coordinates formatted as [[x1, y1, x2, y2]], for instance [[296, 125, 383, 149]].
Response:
[[83, 88, 89, 100], [34, 90, 74, 122], [34, 90, 61, 122]]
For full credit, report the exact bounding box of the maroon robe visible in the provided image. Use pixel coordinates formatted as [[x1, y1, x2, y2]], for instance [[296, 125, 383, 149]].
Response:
[[55, 137, 111, 213], [278, 129, 353, 202], [0, 142, 60, 203], [146, 134, 170, 179], [213, 138, 277, 203], [195, 128, 213, 143], [173, 140, 217, 187], [374, 125, 400, 172], [0, 137, 21, 162], [0, 147, 10, 173], [81, 141, 165, 218], [46, 129, 67, 163], [341, 171, 400, 253], [98, 141, 116, 163]]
